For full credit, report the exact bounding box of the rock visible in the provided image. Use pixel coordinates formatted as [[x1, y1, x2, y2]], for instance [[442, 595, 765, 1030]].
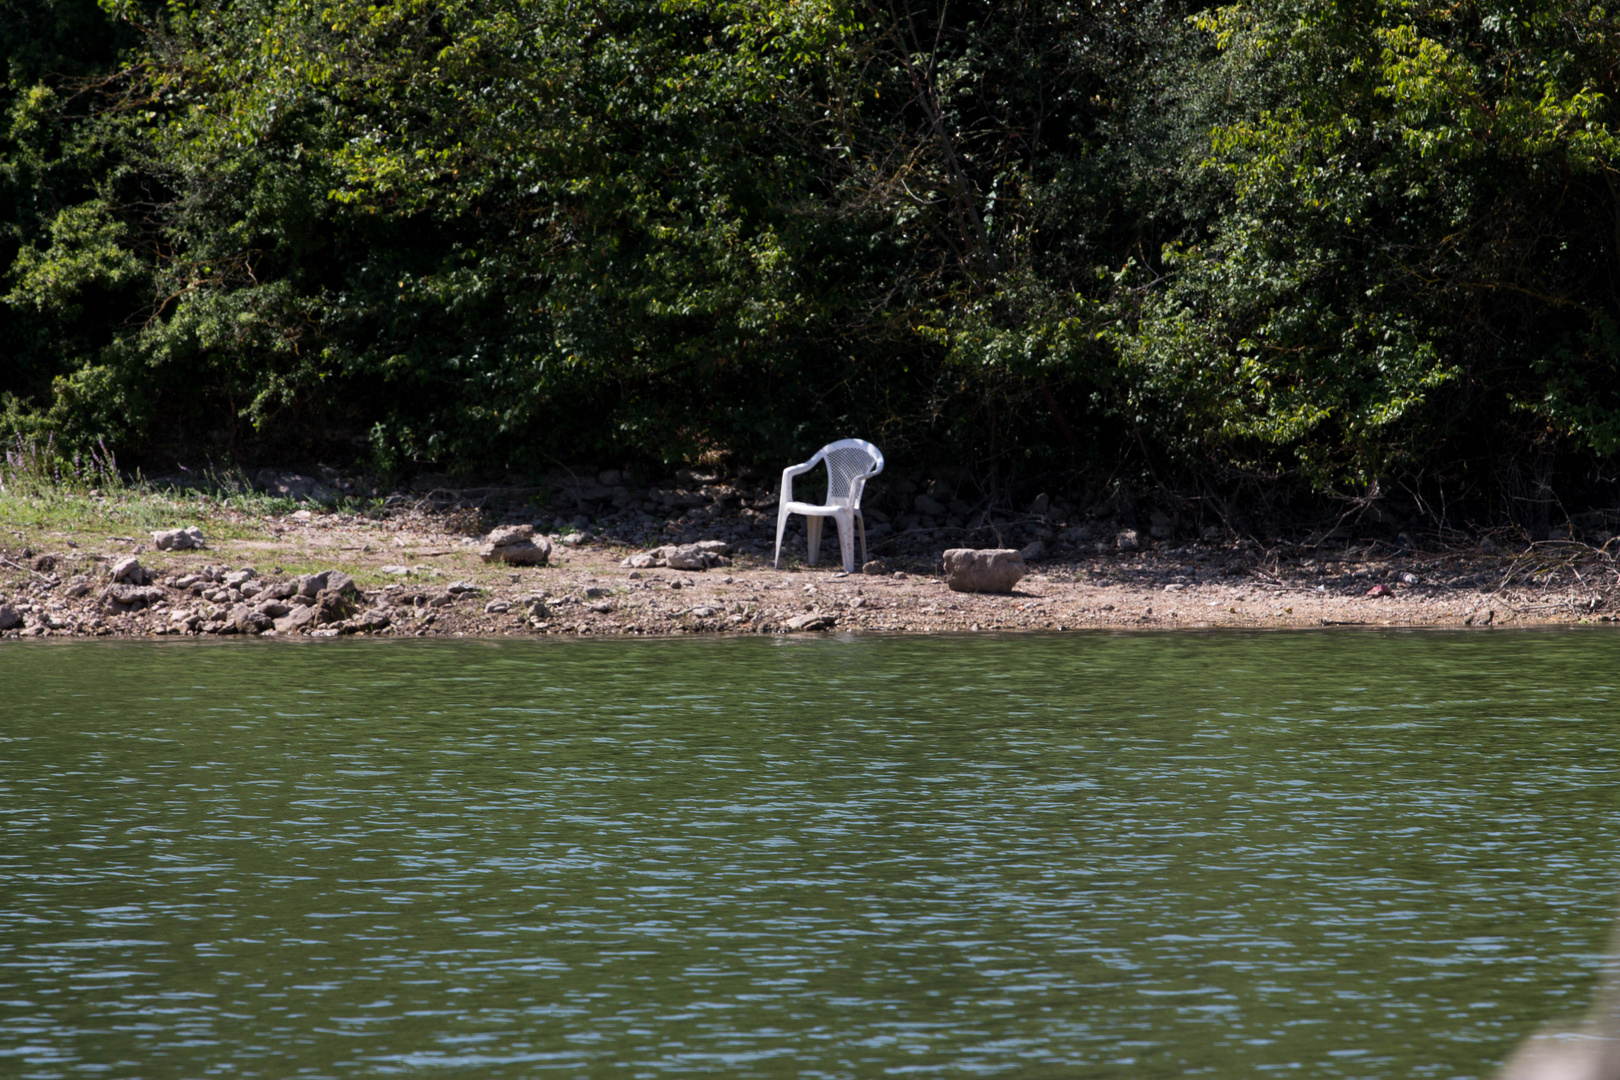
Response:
[[261, 580, 297, 600], [621, 552, 658, 569], [274, 604, 321, 634], [151, 526, 206, 551], [0, 605, 19, 631], [1019, 539, 1046, 562], [519, 594, 549, 618], [480, 526, 552, 565], [785, 613, 836, 632], [170, 610, 202, 631], [485, 523, 534, 547], [224, 569, 257, 588], [446, 581, 482, 594], [484, 599, 511, 614], [862, 559, 889, 575], [1114, 528, 1141, 551], [255, 601, 293, 619], [315, 588, 359, 624], [297, 570, 355, 598], [110, 556, 146, 584], [915, 494, 946, 516], [1366, 583, 1396, 598], [1026, 492, 1050, 516], [1399, 572, 1420, 585], [353, 608, 391, 631], [230, 605, 274, 635], [598, 469, 622, 486], [689, 606, 718, 618], [103, 584, 166, 610], [380, 565, 413, 576], [696, 540, 731, 555], [942, 548, 1027, 594], [666, 544, 713, 571], [64, 576, 91, 598], [34, 554, 57, 572]]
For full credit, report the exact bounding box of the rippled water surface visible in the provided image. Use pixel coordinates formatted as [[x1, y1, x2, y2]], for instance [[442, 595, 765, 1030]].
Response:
[[3, 630, 1620, 1078]]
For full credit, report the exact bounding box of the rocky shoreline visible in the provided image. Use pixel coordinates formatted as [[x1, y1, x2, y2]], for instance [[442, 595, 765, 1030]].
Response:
[[3, 495, 1617, 639]]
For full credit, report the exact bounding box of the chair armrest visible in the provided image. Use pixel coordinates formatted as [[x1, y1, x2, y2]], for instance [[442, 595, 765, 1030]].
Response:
[[779, 460, 818, 504]]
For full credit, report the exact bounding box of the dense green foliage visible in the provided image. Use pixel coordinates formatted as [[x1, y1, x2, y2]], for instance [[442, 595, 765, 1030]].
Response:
[[6, 0, 1620, 524]]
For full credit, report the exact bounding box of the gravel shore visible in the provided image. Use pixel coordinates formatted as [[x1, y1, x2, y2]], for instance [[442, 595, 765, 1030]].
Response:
[[3, 500, 1614, 639]]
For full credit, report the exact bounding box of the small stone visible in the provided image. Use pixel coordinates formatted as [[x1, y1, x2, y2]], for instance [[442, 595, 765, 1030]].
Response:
[[1114, 529, 1141, 551], [380, 565, 413, 576], [484, 599, 511, 614], [151, 526, 206, 551], [1019, 539, 1045, 562], [583, 586, 608, 599], [695, 540, 730, 555], [942, 549, 1027, 594], [690, 606, 718, 618], [446, 580, 482, 594], [64, 576, 91, 599], [621, 552, 657, 569], [224, 569, 256, 588], [261, 580, 298, 600], [1399, 572, 1419, 585], [255, 601, 293, 618], [110, 556, 146, 584], [862, 559, 888, 575], [785, 613, 836, 632]]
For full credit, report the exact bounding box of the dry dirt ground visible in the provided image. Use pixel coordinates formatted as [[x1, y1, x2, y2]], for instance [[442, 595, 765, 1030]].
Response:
[[4, 502, 1618, 639]]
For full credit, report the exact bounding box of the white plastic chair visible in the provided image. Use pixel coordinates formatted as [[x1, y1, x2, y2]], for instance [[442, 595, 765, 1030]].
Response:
[[774, 439, 885, 573]]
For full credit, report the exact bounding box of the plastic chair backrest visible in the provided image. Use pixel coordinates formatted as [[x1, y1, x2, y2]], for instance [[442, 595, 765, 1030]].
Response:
[[815, 439, 884, 508]]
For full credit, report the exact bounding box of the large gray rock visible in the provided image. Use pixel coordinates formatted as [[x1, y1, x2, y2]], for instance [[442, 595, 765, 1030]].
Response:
[[151, 526, 205, 551], [229, 605, 273, 635], [110, 556, 146, 584], [103, 584, 167, 610], [480, 524, 551, 566], [785, 613, 836, 632], [942, 548, 1027, 594], [274, 604, 320, 634], [621, 543, 729, 571], [297, 570, 355, 598]]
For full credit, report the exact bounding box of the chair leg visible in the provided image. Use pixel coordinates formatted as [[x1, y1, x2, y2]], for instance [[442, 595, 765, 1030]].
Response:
[[835, 512, 856, 574], [774, 506, 790, 569], [856, 513, 867, 566], [806, 516, 823, 565]]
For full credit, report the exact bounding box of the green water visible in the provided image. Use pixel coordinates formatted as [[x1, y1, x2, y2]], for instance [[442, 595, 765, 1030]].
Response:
[[2, 631, 1619, 1078]]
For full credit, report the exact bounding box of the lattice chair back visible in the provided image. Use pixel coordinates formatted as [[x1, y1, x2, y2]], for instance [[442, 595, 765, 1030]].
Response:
[[823, 442, 882, 507]]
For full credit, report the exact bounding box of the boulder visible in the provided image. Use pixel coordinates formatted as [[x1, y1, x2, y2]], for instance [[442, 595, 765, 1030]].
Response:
[[785, 613, 836, 632], [103, 584, 167, 610], [297, 570, 355, 598], [229, 605, 273, 635], [862, 559, 889, 575], [274, 604, 321, 634], [666, 545, 711, 571], [480, 525, 552, 566], [110, 556, 146, 585], [315, 588, 359, 624], [0, 604, 19, 631], [942, 548, 1027, 594], [151, 526, 206, 551]]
